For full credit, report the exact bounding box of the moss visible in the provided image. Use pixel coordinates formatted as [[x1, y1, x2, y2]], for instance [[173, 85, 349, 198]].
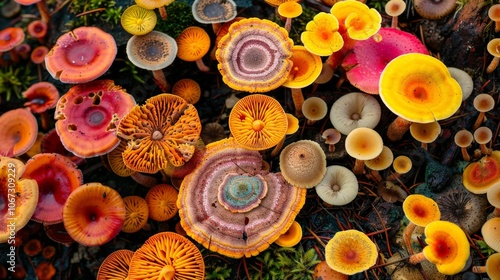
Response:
[[155, 1, 197, 38]]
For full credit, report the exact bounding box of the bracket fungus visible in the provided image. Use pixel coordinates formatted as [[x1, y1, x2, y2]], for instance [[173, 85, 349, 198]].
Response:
[[462, 150, 500, 194], [45, 27, 117, 84], [192, 0, 237, 33], [117, 93, 202, 173], [54, 80, 136, 158], [216, 18, 294, 93], [0, 156, 38, 243], [315, 165, 359, 206], [379, 53, 462, 141], [0, 108, 38, 157], [177, 138, 306, 258]]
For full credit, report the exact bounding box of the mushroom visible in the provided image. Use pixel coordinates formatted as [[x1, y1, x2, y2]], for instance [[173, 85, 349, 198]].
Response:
[[487, 182, 500, 217], [313, 260, 348, 280], [409, 121, 441, 150], [192, 0, 237, 33], [44, 222, 74, 246], [275, 220, 302, 247], [0, 108, 38, 157], [489, 4, 500, 32], [128, 232, 205, 279], [134, 0, 172, 20], [379, 53, 462, 141], [322, 128, 342, 152], [171, 78, 201, 104], [0, 27, 25, 63], [454, 129, 473, 161], [448, 67, 474, 101], [270, 113, 299, 157], [325, 229, 378, 275], [377, 181, 407, 203], [107, 140, 136, 177], [23, 239, 42, 256], [176, 26, 211, 72], [162, 138, 206, 180], [472, 252, 500, 278], [344, 127, 384, 175], [365, 145, 394, 181], [126, 30, 178, 92], [1, 0, 21, 18], [0, 156, 38, 243], [27, 19, 47, 44], [474, 126, 493, 155], [472, 93, 495, 129], [482, 217, 500, 253], [22, 153, 83, 225], [97, 249, 134, 280], [45, 27, 117, 84], [329, 92, 381, 135], [145, 184, 178, 222], [315, 165, 359, 206], [120, 4, 157, 36], [200, 122, 226, 144], [117, 93, 202, 173], [402, 194, 441, 254], [14, 43, 30, 60], [22, 81, 59, 130], [385, 0, 406, 28], [462, 151, 500, 194], [41, 129, 83, 166], [35, 262, 55, 280], [300, 12, 344, 56], [177, 138, 306, 258], [210, 16, 245, 60], [54, 80, 136, 158], [279, 140, 327, 188], [62, 182, 125, 246], [216, 18, 294, 93], [278, 1, 303, 32], [122, 196, 149, 233], [302, 97, 328, 125], [391, 155, 412, 178], [14, 0, 50, 22], [486, 38, 500, 74], [228, 94, 288, 151], [413, 0, 457, 20]]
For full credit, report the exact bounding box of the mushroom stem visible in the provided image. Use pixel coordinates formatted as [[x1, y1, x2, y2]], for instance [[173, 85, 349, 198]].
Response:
[[486, 57, 499, 74], [420, 142, 428, 150], [212, 23, 222, 34], [291, 88, 304, 117], [471, 265, 487, 273], [151, 70, 170, 92], [493, 207, 500, 217], [403, 222, 417, 254], [195, 59, 210, 72], [40, 111, 51, 130], [158, 6, 167, 20], [391, 16, 399, 29], [461, 147, 471, 162], [473, 112, 486, 130], [36, 1, 50, 23], [352, 159, 365, 175], [480, 143, 492, 155], [408, 251, 426, 265], [284, 17, 292, 32], [387, 116, 412, 141], [270, 136, 286, 158]]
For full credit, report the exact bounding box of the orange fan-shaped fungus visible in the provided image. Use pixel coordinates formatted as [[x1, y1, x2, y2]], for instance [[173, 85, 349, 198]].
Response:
[[55, 80, 136, 158], [0, 156, 38, 243], [122, 196, 149, 233], [117, 93, 202, 173], [97, 249, 134, 280], [0, 108, 38, 157], [301, 12, 343, 56], [229, 94, 288, 151], [45, 27, 116, 84], [145, 184, 179, 222], [462, 150, 500, 194], [62, 182, 125, 246], [216, 18, 294, 93], [128, 232, 205, 279]]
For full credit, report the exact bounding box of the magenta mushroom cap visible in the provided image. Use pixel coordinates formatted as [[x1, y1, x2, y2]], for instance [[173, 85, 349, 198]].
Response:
[[342, 28, 428, 94]]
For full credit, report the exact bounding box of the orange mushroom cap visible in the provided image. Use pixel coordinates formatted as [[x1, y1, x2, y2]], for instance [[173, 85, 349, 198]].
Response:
[[107, 140, 136, 177], [385, 0, 406, 17], [473, 93, 495, 113], [278, 1, 303, 19], [454, 129, 473, 148], [402, 194, 440, 227], [134, 0, 173, 9], [486, 253, 500, 279], [97, 249, 134, 280], [22, 82, 59, 114], [379, 53, 462, 123], [275, 220, 302, 247], [301, 12, 344, 56], [392, 155, 412, 174], [171, 78, 201, 104], [27, 20, 47, 40], [409, 121, 441, 144], [0, 108, 38, 157], [62, 182, 125, 246], [283, 45, 323, 89], [35, 262, 56, 280], [117, 93, 202, 173], [145, 184, 179, 222], [365, 146, 394, 171], [229, 94, 288, 151], [176, 26, 211, 62], [45, 27, 117, 84], [30, 45, 48, 64], [55, 80, 136, 158], [345, 127, 384, 160], [0, 27, 25, 52], [462, 150, 500, 194], [122, 196, 149, 233]]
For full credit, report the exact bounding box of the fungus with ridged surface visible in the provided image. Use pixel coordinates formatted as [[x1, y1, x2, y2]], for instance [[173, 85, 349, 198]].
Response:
[[280, 140, 327, 188]]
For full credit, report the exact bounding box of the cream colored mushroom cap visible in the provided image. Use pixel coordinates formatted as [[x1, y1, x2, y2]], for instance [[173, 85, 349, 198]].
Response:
[[345, 127, 383, 160], [315, 165, 359, 206], [330, 92, 381, 135]]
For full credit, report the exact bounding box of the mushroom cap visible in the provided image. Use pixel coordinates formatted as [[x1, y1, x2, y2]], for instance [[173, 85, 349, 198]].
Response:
[[282, 45, 323, 89], [379, 53, 462, 123], [22, 82, 60, 114], [474, 126, 493, 145], [176, 26, 211, 62], [162, 138, 206, 180], [201, 122, 226, 144], [107, 140, 136, 177], [0, 108, 38, 157], [392, 155, 412, 174], [315, 165, 359, 206], [145, 184, 179, 222], [486, 252, 500, 279], [285, 113, 299, 135], [489, 4, 500, 21], [278, 1, 303, 18], [473, 93, 495, 113], [482, 217, 500, 252], [345, 127, 383, 160], [423, 220, 470, 275], [402, 194, 440, 227], [454, 129, 473, 148], [97, 249, 134, 280], [264, 0, 299, 8], [35, 262, 55, 280], [55, 80, 136, 158], [409, 121, 441, 144], [128, 232, 205, 279], [41, 128, 83, 166], [122, 196, 148, 233], [385, 0, 406, 16], [192, 0, 237, 24], [44, 222, 74, 246], [302, 97, 328, 122], [27, 20, 47, 39], [487, 38, 500, 57], [329, 92, 381, 135], [177, 138, 306, 258], [126, 31, 177, 71], [322, 128, 342, 145], [30, 45, 48, 64], [172, 78, 201, 104], [0, 27, 24, 52], [229, 94, 288, 150], [377, 181, 407, 203], [447, 67, 473, 101], [45, 27, 117, 83], [120, 4, 157, 36], [341, 28, 428, 94], [330, 0, 382, 41], [134, 0, 173, 9], [315, 62, 335, 84], [365, 146, 394, 171], [22, 153, 83, 224], [300, 12, 344, 56], [216, 17, 294, 93], [280, 140, 327, 188], [313, 261, 348, 280], [325, 229, 378, 275], [117, 93, 202, 173], [462, 151, 500, 194], [413, 0, 457, 20], [0, 156, 38, 243], [62, 182, 125, 246], [275, 220, 302, 247], [488, 182, 500, 209]]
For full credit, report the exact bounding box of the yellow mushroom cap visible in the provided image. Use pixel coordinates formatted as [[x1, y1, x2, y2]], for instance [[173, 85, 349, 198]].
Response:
[[120, 5, 157, 36], [462, 151, 500, 194], [379, 53, 462, 123], [409, 121, 441, 144], [345, 127, 383, 160], [330, 0, 382, 40], [402, 194, 440, 227], [325, 229, 378, 275], [282, 45, 323, 89], [486, 253, 500, 279], [300, 12, 344, 56], [285, 113, 299, 135], [487, 38, 500, 58], [278, 1, 303, 18], [275, 220, 302, 247], [365, 146, 394, 171], [392, 155, 412, 174], [423, 220, 470, 275]]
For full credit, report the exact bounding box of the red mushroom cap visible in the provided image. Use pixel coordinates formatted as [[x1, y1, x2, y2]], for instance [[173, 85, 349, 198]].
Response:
[[41, 129, 84, 166], [27, 20, 47, 40], [23, 82, 60, 114], [0, 27, 25, 52], [30, 45, 48, 64]]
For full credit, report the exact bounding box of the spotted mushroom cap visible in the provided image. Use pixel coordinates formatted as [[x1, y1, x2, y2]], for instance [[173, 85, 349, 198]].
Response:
[[192, 0, 237, 24], [54, 80, 136, 158], [315, 165, 359, 206], [0, 108, 38, 157], [126, 30, 178, 71], [177, 138, 306, 258]]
